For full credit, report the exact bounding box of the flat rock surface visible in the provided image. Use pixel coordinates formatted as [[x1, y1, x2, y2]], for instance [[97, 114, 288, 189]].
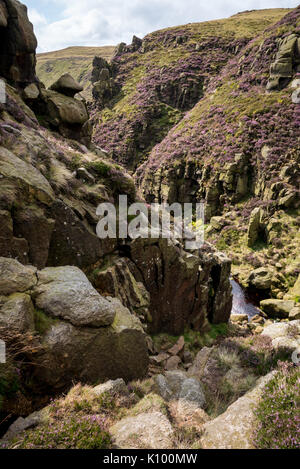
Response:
[[34, 266, 116, 327], [110, 411, 174, 449]]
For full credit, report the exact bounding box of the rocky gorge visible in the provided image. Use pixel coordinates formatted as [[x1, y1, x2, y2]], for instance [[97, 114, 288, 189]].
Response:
[[0, 0, 299, 450]]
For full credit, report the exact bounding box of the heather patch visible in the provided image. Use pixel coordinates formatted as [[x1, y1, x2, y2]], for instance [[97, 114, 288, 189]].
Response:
[[91, 10, 288, 169], [253, 362, 300, 449]]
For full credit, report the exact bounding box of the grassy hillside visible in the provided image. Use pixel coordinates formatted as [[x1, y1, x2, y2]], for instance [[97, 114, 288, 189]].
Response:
[[139, 6, 300, 293], [37, 46, 115, 100], [90, 8, 291, 169]]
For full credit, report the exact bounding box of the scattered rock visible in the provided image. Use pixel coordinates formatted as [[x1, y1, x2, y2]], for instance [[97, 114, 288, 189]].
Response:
[[165, 355, 181, 370], [261, 320, 300, 351], [167, 336, 185, 355], [150, 352, 169, 364], [23, 83, 40, 100], [1, 409, 48, 442], [154, 371, 206, 408], [93, 379, 128, 397], [289, 306, 300, 320], [231, 313, 248, 322], [187, 347, 213, 380], [110, 411, 174, 449], [169, 399, 210, 431]]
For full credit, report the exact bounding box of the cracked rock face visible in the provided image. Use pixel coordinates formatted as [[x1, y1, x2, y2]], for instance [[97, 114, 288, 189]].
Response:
[[267, 33, 300, 90]]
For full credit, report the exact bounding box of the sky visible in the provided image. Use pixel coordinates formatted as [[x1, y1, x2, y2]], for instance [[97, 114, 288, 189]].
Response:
[[25, 0, 299, 52]]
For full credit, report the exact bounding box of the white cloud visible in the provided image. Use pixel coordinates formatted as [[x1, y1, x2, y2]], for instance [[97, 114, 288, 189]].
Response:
[[27, 0, 299, 52], [28, 8, 47, 27]]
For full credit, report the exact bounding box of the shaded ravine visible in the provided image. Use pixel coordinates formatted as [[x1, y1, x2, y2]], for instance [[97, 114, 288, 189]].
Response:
[[230, 278, 261, 319]]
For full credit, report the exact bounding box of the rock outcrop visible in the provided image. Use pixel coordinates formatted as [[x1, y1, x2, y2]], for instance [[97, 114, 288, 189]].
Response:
[[0, 0, 37, 84], [92, 240, 232, 335], [267, 33, 300, 90], [91, 56, 119, 108], [0, 258, 149, 389]]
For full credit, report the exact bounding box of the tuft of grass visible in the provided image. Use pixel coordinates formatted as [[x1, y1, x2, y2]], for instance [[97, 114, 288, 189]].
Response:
[[85, 161, 111, 177], [34, 309, 57, 335]]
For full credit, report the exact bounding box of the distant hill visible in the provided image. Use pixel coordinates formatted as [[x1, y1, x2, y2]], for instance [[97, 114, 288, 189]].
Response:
[[36, 46, 115, 100]]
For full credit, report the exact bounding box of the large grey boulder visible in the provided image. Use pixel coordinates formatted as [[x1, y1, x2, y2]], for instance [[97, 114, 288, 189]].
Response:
[[200, 371, 276, 449], [41, 89, 88, 126], [34, 298, 149, 389], [260, 299, 295, 319], [0, 257, 37, 295], [33, 266, 116, 327], [49, 73, 83, 97], [110, 411, 174, 449]]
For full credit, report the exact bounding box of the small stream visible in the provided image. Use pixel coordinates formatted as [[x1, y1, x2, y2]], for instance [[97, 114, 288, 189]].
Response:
[[230, 278, 261, 319]]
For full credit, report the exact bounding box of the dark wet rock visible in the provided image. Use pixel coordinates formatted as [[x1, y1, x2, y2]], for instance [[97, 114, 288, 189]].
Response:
[[0, 0, 37, 84]]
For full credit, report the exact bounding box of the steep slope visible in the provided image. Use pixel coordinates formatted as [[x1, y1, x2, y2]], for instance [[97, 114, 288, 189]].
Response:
[[138, 7, 300, 296], [0, 0, 233, 416], [37, 46, 115, 100], [90, 8, 290, 170]]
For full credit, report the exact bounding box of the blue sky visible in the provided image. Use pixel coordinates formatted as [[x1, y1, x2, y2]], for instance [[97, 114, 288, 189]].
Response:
[[24, 0, 300, 52]]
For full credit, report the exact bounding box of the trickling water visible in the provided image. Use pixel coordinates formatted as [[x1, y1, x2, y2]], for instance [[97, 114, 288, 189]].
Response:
[[230, 278, 260, 319]]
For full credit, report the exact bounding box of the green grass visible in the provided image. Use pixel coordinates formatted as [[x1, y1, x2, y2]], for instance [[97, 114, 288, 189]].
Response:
[[36, 46, 115, 100], [34, 309, 57, 335]]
